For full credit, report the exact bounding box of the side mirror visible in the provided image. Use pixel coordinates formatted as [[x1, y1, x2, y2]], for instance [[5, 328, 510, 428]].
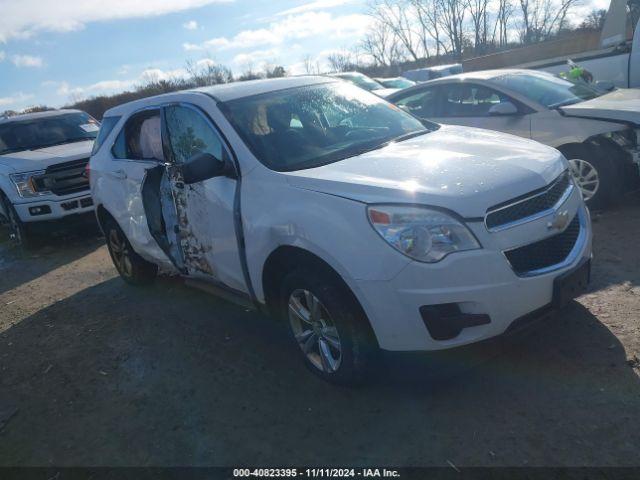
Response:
[[488, 102, 518, 116], [595, 80, 615, 92], [180, 152, 232, 184]]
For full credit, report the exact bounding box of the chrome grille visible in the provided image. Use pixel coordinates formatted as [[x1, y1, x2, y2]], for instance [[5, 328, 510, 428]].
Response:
[[486, 171, 572, 230], [504, 214, 580, 276], [33, 158, 90, 196]]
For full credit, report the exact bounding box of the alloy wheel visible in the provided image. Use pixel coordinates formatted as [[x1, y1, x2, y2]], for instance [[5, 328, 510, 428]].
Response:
[[3, 201, 23, 246], [8, 212, 22, 245], [288, 289, 343, 374], [108, 228, 133, 278], [569, 158, 599, 201]]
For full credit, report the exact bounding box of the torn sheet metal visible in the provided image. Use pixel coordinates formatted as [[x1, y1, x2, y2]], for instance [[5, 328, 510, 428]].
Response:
[[166, 165, 215, 276]]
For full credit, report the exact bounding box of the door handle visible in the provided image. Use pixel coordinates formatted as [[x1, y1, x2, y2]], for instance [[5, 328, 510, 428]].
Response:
[[111, 169, 127, 180]]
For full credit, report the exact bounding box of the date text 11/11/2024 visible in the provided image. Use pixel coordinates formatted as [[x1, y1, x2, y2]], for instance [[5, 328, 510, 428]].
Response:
[[233, 468, 401, 477]]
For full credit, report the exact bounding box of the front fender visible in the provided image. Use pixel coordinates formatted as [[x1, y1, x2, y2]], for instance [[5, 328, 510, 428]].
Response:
[[242, 176, 411, 302], [0, 172, 17, 220]]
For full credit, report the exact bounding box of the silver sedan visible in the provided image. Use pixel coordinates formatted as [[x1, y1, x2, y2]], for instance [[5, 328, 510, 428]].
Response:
[[388, 69, 640, 209]]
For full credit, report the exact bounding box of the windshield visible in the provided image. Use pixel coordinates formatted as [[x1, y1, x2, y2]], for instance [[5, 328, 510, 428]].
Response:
[[493, 72, 602, 108], [221, 82, 431, 171], [0, 112, 98, 155], [336, 74, 384, 92], [379, 78, 415, 89]]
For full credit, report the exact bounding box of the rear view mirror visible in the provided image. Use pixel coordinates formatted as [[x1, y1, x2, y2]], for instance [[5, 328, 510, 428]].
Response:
[[488, 102, 518, 116], [180, 152, 232, 184]]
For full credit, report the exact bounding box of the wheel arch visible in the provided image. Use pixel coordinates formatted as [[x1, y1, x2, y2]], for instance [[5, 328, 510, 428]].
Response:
[[0, 188, 9, 221], [261, 245, 378, 347], [95, 203, 117, 235]]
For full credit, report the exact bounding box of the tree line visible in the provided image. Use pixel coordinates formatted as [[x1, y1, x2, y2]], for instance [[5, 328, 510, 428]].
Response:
[[3, 0, 640, 120], [345, 0, 639, 73], [1, 62, 286, 120]]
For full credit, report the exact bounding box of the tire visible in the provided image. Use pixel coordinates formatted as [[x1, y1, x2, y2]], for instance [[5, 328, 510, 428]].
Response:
[[104, 218, 158, 285], [280, 268, 376, 385], [561, 144, 616, 211], [0, 192, 32, 249]]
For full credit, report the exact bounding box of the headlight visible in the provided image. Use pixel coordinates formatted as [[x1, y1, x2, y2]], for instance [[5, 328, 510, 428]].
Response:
[[9, 171, 49, 198], [367, 205, 480, 262], [606, 130, 636, 148]]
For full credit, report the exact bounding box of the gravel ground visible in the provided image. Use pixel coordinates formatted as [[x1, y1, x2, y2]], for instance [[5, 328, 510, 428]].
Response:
[[0, 195, 638, 467]]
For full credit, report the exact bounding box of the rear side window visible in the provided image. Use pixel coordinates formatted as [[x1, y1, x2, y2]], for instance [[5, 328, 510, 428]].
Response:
[[112, 109, 163, 161], [439, 84, 511, 117], [394, 88, 440, 119], [91, 116, 120, 155]]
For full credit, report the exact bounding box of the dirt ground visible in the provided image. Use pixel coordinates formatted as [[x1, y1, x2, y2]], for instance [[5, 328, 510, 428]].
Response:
[[0, 195, 638, 468]]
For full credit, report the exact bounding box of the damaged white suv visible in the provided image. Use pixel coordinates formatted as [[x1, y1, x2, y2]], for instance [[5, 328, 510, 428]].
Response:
[[90, 77, 592, 383]]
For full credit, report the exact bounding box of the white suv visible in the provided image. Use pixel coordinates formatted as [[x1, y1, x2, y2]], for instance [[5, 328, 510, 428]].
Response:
[[90, 76, 592, 383], [0, 110, 98, 245]]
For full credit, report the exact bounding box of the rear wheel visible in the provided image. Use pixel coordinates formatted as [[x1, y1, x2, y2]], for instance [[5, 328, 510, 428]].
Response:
[[280, 268, 376, 385], [104, 218, 157, 285]]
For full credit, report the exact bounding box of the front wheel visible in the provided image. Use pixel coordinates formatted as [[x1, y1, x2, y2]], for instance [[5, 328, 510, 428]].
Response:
[[104, 218, 158, 285], [280, 269, 376, 385], [0, 193, 31, 249], [562, 145, 616, 210]]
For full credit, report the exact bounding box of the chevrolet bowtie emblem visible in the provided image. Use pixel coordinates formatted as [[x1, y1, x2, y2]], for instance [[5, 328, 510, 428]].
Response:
[[547, 210, 570, 231]]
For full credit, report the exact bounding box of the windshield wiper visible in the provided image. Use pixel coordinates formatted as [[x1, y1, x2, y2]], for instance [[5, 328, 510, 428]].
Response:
[[392, 130, 430, 143], [0, 148, 28, 155]]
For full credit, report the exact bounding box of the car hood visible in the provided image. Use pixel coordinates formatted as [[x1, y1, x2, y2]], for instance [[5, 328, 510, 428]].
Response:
[[560, 89, 640, 125], [0, 140, 94, 172], [373, 87, 401, 98], [285, 125, 566, 218]]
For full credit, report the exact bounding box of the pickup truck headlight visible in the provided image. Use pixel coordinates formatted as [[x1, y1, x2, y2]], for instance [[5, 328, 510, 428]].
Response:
[[9, 171, 49, 198], [605, 130, 637, 148], [367, 205, 480, 262]]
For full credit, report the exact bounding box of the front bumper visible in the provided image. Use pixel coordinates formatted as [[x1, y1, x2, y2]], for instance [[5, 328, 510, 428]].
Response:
[[353, 199, 592, 352], [13, 192, 94, 223]]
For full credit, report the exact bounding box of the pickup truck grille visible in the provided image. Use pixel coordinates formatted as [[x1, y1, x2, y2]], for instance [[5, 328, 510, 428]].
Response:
[[485, 171, 571, 230], [504, 214, 580, 276], [33, 158, 90, 196]]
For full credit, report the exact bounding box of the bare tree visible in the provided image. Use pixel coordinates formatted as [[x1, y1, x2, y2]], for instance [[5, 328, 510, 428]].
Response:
[[437, 0, 466, 57], [264, 65, 287, 78], [302, 54, 322, 75], [0, 110, 18, 118], [185, 59, 233, 86], [493, 0, 515, 46], [327, 51, 358, 72], [410, 0, 448, 58], [361, 21, 405, 65], [466, 0, 490, 53], [518, 0, 579, 44], [368, 0, 422, 61], [579, 8, 606, 30]]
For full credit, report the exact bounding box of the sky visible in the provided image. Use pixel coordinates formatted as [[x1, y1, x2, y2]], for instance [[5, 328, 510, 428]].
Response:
[[0, 0, 370, 111], [0, 0, 608, 112]]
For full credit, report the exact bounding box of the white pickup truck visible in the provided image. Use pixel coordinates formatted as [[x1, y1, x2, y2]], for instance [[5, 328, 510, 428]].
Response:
[[464, 0, 639, 89], [538, 5, 640, 89], [0, 110, 98, 246]]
